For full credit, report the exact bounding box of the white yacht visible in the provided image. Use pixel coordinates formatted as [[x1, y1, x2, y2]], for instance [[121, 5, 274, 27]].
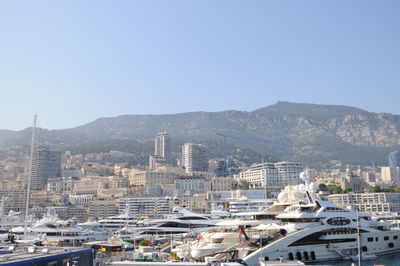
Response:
[[78, 203, 137, 232], [180, 190, 301, 258], [120, 207, 218, 239], [10, 208, 90, 246], [242, 172, 400, 265]]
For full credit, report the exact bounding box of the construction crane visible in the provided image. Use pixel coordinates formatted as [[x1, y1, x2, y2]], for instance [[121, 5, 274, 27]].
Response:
[[216, 132, 229, 177]]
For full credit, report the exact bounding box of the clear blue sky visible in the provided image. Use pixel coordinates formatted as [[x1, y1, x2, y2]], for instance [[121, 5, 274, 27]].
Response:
[[1, 1, 399, 130]]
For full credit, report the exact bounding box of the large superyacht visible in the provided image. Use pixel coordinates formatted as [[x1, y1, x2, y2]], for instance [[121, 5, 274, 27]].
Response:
[[241, 172, 400, 265]]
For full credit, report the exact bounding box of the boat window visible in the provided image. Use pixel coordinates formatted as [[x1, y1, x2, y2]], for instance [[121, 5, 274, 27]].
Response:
[[159, 222, 190, 228], [324, 207, 349, 212], [326, 217, 351, 226], [310, 251, 316, 260], [384, 236, 389, 241], [303, 251, 309, 261], [48, 262, 57, 266], [375, 237, 378, 241], [289, 230, 357, 246], [394, 236, 398, 240], [296, 252, 302, 260], [192, 224, 212, 228], [288, 253, 294, 261], [264, 256, 269, 261], [368, 237, 373, 242]]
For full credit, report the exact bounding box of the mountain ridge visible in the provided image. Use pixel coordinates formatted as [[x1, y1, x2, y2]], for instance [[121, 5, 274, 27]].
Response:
[[1, 101, 400, 167]]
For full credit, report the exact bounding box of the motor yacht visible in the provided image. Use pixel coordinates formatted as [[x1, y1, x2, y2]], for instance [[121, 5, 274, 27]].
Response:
[[242, 172, 400, 265], [119, 207, 218, 240], [10, 208, 90, 246], [78, 202, 137, 232]]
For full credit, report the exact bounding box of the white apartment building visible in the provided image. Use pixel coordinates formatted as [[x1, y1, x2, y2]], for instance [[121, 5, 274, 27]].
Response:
[[239, 162, 302, 188], [119, 197, 170, 217], [328, 192, 400, 214]]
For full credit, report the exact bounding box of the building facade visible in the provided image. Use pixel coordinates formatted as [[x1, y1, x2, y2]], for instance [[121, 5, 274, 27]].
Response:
[[381, 167, 400, 186], [31, 146, 62, 191], [175, 176, 212, 194], [88, 198, 118, 219], [211, 177, 233, 191], [155, 131, 172, 165], [119, 197, 170, 217], [328, 192, 400, 214], [128, 170, 177, 187], [239, 162, 302, 188], [182, 143, 208, 173], [0, 189, 27, 213]]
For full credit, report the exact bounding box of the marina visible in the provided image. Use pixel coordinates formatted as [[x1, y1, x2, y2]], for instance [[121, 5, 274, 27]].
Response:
[[1, 172, 400, 265]]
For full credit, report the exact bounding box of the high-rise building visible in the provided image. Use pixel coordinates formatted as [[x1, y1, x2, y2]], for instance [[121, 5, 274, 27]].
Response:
[[31, 146, 62, 191], [182, 143, 208, 173], [389, 151, 400, 167], [154, 131, 172, 165], [381, 167, 400, 186]]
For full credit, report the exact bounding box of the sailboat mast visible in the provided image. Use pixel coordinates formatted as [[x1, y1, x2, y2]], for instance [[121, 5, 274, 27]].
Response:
[[24, 115, 37, 236], [356, 210, 362, 266]]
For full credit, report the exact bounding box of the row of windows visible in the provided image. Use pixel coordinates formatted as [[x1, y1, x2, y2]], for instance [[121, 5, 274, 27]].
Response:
[[367, 235, 398, 242], [264, 251, 317, 262]]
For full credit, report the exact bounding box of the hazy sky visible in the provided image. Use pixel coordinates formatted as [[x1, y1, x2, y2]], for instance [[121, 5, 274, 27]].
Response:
[[1, 1, 399, 130]]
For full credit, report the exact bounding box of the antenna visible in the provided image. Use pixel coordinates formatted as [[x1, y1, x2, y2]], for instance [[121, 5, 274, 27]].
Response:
[[24, 115, 37, 236]]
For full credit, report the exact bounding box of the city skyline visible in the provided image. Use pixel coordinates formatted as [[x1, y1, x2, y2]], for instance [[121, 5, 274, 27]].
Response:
[[0, 1, 400, 130]]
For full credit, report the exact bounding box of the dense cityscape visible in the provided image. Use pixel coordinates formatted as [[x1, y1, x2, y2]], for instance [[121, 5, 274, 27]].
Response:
[[1, 0, 400, 265], [1, 127, 400, 265], [2, 131, 400, 222]]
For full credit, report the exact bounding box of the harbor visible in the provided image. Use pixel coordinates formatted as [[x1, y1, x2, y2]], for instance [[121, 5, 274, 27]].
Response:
[[1, 171, 400, 265]]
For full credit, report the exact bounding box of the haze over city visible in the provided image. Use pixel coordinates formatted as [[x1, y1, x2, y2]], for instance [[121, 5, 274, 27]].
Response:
[[1, 0, 400, 130]]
